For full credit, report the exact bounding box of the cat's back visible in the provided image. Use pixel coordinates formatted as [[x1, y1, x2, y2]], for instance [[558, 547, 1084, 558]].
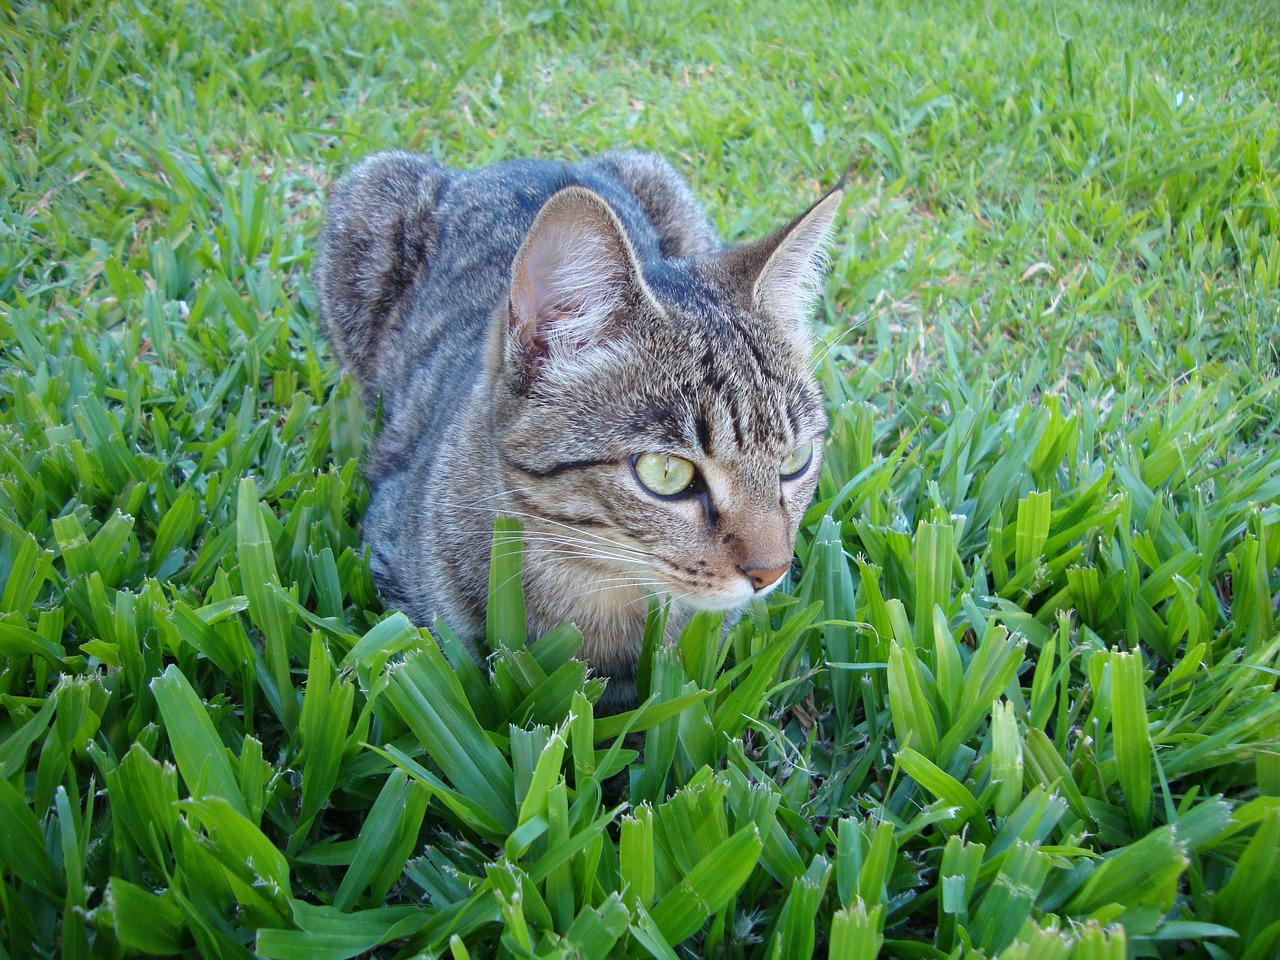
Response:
[[410, 159, 641, 356], [315, 151, 719, 410], [417, 155, 686, 323]]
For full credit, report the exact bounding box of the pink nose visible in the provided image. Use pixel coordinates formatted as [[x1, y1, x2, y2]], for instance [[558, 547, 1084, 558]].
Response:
[[740, 564, 789, 591]]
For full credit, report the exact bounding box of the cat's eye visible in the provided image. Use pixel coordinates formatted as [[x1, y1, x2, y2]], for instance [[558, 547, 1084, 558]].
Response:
[[780, 441, 813, 479], [633, 453, 697, 497]]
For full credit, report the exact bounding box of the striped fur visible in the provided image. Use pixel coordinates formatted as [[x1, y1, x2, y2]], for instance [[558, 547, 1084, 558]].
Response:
[[314, 150, 841, 709]]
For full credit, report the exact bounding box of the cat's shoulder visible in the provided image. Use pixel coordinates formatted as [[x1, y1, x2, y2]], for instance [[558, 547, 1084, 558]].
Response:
[[582, 151, 721, 259], [439, 150, 721, 262]]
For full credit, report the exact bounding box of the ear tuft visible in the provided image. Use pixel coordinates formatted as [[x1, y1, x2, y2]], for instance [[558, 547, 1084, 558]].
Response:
[[509, 187, 643, 361], [752, 188, 843, 333], [715, 187, 844, 341]]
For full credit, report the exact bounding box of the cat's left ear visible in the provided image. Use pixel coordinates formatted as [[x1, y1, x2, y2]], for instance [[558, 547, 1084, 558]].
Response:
[[720, 185, 844, 339], [506, 186, 650, 370]]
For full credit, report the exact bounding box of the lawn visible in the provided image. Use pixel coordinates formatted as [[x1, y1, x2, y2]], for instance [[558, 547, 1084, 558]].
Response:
[[2, 0, 1279, 957]]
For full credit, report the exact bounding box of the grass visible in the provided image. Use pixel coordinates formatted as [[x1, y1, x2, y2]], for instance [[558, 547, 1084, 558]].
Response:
[[2, 0, 1279, 956]]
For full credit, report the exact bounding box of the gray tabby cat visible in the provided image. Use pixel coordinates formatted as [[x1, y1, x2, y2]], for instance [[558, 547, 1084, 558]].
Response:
[[314, 150, 841, 709]]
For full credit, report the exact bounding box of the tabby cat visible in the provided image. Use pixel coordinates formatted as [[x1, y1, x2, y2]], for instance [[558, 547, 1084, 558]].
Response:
[[314, 150, 842, 709]]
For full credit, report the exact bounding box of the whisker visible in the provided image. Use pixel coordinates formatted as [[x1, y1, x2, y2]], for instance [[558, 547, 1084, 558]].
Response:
[[810, 307, 872, 372], [431, 498, 649, 557], [489, 539, 647, 563], [621, 587, 684, 613], [490, 546, 648, 571], [489, 532, 649, 558], [569, 577, 668, 595], [494, 536, 647, 559], [568, 581, 668, 602]]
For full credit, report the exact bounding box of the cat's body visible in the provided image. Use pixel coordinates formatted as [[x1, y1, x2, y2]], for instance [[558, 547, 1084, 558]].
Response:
[[315, 150, 840, 708]]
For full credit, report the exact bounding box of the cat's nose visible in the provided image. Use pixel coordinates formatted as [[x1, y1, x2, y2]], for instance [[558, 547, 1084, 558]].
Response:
[[739, 563, 789, 591]]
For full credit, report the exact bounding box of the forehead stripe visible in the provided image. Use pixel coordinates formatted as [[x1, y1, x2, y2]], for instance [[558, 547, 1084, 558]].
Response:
[[503, 455, 613, 478], [694, 411, 713, 456]]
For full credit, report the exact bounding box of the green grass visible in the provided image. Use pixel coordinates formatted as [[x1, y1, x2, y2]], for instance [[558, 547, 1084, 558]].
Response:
[[2, 0, 1279, 957]]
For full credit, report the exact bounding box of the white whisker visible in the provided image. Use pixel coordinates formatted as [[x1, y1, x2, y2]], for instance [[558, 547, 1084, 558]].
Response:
[[568, 582, 668, 603], [810, 307, 872, 372], [430, 497, 650, 557]]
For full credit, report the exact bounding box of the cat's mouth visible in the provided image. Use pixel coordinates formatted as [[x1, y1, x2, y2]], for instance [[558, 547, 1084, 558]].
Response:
[[524, 520, 786, 616], [648, 562, 765, 612]]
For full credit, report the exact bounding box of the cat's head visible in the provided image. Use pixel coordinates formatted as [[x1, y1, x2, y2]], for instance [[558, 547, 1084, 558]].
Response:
[[488, 183, 841, 613]]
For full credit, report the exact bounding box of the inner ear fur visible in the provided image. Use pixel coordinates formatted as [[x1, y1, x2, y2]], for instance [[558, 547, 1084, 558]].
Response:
[[715, 185, 844, 337], [507, 186, 652, 359]]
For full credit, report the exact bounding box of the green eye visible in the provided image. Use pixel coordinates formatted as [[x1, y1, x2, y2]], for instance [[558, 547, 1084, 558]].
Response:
[[780, 441, 813, 478], [633, 453, 697, 497]]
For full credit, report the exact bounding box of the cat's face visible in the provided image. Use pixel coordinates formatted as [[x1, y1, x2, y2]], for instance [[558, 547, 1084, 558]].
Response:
[[489, 186, 840, 613]]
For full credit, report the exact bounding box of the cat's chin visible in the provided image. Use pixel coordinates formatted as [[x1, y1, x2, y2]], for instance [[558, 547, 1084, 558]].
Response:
[[674, 580, 758, 613]]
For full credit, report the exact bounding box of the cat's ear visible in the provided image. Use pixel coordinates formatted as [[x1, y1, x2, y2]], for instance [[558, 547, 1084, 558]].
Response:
[[721, 186, 843, 338], [507, 186, 647, 365]]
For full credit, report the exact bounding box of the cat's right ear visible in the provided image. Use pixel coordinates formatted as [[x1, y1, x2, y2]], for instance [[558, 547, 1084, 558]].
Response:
[[505, 187, 647, 373], [715, 185, 844, 345]]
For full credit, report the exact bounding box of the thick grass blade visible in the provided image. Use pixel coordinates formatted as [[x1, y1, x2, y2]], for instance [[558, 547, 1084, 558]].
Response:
[[817, 514, 859, 724], [912, 519, 955, 651], [1211, 808, 1280, 943], [236, 477, 298, 729], [649, 825, 762, 944], [1108, 650, 1152, 832], [563, 892, 631, 959], [333, 771, 429, 911], [298, 633, 355, 838], [887, 616, 939, 759], [383, 647, 516, 830], [620, 804, 656, 909], [991, 699, 1024, 818], [897, 747, 986, 837], [102, 878, 190, 955], [486, 516, 527, 650], [767, 854, 830, 959], [1064, 826, 1188, 920], [150, 665, 248, 818], [829, 900, 884, 960]]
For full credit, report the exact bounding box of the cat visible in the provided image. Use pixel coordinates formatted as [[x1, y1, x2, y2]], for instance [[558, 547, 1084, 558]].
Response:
[[313, 150, 842, 710]]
